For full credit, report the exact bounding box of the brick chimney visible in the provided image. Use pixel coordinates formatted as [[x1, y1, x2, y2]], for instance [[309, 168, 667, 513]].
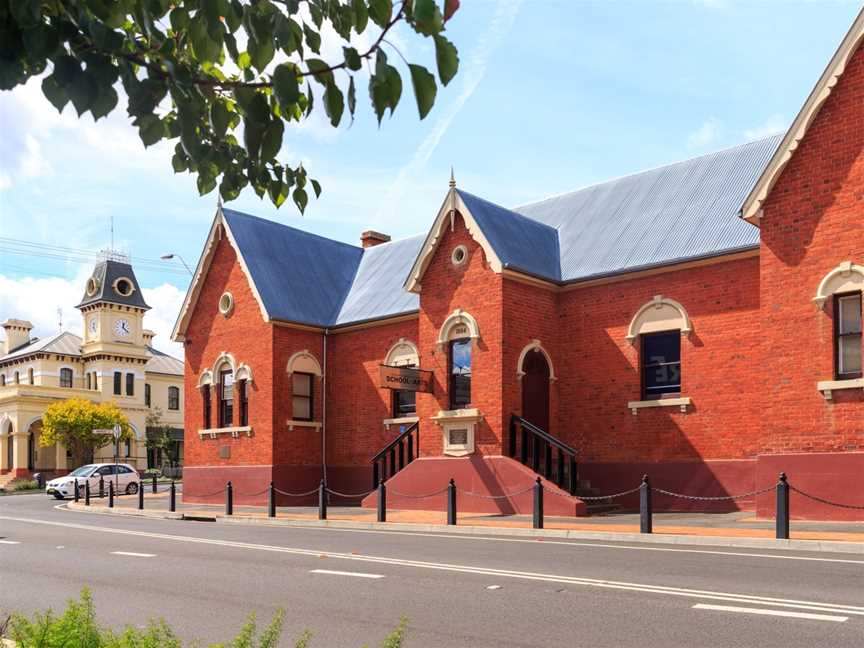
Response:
[[2, 319, 33, 355], [360, 230, 391, 248]]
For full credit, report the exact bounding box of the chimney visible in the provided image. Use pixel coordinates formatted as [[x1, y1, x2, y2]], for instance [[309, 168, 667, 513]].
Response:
[[142, 329, 156, 346], [360, 230, 391, 248], [2, 319, 33, 355]]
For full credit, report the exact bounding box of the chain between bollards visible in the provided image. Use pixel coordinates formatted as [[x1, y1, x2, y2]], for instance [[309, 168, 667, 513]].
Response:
[[776, 472, 789, 539], [268, 481, 276, 518], [377, 481, 387, 523], [108, 481, 114, 508], [640, 474, 652, 534], [169, 480, 176, 512], [447, 478, 457, 525], [318, 480, 327, 520], [226, 481, 233, 516], [138, 481, 144, 510], [533, 477, 544, 529]]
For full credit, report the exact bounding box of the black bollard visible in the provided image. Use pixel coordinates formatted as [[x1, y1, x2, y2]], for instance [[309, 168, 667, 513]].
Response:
[[85, 479, 91, 506], [268, 481, 276, 518], [377, 481, 387, 523], [640, 475, 652, 534], [73, 479, 79, 503], [533, 477, 544, 529], [99, 475, 104, 498], [151, 473, 157, 494], [776, 472, 789, 540], [108, 481, 114, 508], [226, 481, 233, 516], [138, 481, 144, 510], [318, 480, 327, 520], [169, 480, 176, 512], [447, 478, 457, 525]]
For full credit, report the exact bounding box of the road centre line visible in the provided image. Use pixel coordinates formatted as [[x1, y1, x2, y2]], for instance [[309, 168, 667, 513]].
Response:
[[111, 551, 155, 557], [2, 514, 862, 618], [55, 503, 864, 565], [0, 539, 21, 544], [310, 569, 385, 579], [692, 604, 848, 623]]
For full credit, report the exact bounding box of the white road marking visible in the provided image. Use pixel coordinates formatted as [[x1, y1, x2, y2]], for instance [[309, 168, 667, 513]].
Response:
[[0, 540, 21, 545], [310, 569, 385, 579], [486, 585, 502, 590], [2, 515, 861, 618], [111, 551, 155, 558], [693, 603, 848, 622]]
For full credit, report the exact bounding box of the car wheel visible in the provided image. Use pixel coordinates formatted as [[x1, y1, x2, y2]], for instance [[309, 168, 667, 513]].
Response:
[[125, 482, 139, 495], [53, 492, 65, 500]]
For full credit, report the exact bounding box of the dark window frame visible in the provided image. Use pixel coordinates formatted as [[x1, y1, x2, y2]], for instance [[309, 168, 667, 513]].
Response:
[[113, 371, 122, 395], [448, 338, 472, 410], [292, 372, 314, 422], [168, 386, 180, 411], [14, 371, 19, 384], [238, 379, 249, 426], [60, 367, 73, 388], [834, 292, 863, 380], [640, 330, 682, 401], [144, 383, 151, 407], [28, 368, 34, 384], [218, 371, 233, 428], [203, 384, 212, 429], [126, 372, 134, 396]]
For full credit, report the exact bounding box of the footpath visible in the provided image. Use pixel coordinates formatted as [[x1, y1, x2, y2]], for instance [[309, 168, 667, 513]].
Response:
[[65, 488, 864, 554]]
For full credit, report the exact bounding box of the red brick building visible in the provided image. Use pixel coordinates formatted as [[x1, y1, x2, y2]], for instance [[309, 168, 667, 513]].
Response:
[[174, 12, 863, 520]]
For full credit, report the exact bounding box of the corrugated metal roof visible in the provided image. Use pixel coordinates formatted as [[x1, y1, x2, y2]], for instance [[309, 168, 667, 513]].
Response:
[[0, 331, 83, 362], [457, 190, 561, 280], [334, 235, 423, 325], [145, 345, 184, 375], [222, 209, 363, 326], [514, 135, 781, 282]]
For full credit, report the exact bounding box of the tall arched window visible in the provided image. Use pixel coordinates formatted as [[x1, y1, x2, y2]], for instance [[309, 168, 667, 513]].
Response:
[[286, 351, 322, 422], [437, 310, 480, 411], [168, 386, 180, 411], [218, 371, 233, 427], [627, 295, 691, 401], [384, 339, 420, 418]]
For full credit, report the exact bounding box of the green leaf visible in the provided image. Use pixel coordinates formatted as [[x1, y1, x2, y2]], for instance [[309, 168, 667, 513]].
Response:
[[90, 86, 118, 121], [293, 187, 308, 213], [67, 72, 98, 116], [197, 172, 217, 196], [136, 114, 164, 147], [368, 0, 392, 28], [237, 51, 252, 70], [343, 47, 362, 72], [169, 8, 189, 32], [248, 37, 275, 72], [243, 118, 265, 160], [309, 4, 324, 29], [268, 179, 288, 208], [303, 23, 321, 54], [305, 58, 333, 86], [260, 119, 284, 160], [305, 82, 314, 117], [245, 92, 271, 123], [433, 35, 459, 86], [413, 0, 444, 35], [41, 75, 68, 112], [311, 179, 322, 198], [323, 83, 344, 127], [273, 64, 300, 110], [408, 64, 436, 119], [12, 0, 41, 29], [347, 76, 356, 120], [275, 16, 304, 57], [172, 154, 188, 173], [209, 101, 230, 137], [189, 19, 221, 63], [352, 0, 369, 34]]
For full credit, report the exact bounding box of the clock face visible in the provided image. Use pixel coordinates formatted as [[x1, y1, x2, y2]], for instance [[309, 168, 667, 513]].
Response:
[[88, 318, 98, 335], [113, 319, 131, 338]]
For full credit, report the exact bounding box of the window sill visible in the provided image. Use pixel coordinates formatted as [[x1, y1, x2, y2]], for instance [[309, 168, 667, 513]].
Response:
[[383, 416, 419, 430], [286, 419, 322, 430], [628, 397, 691, 415], [198, 426, 252, 439], [817, 378, 864, 400], [431, 408, 483, 424]]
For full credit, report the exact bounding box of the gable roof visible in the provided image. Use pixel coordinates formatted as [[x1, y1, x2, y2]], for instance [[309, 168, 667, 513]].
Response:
[[0, 331, 82, 364], [740, 8, 864, 224], [145, 345, 184, 376], [77, 260, 150, 310]]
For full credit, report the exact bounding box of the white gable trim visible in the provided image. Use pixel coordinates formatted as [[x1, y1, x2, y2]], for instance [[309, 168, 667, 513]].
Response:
[[740, 9, 864, 225], [404, 188, 503, 293], [172, 207, 271, 341]]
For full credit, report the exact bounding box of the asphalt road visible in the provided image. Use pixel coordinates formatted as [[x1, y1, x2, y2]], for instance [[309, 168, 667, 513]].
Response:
[[1, 493, 862, 647]]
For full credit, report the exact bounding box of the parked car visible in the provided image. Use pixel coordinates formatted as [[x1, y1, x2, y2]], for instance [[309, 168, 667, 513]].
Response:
[[45, 463, 140, 500]]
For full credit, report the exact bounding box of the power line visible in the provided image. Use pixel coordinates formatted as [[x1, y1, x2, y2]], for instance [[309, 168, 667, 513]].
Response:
[[0, 246, 190, 276]]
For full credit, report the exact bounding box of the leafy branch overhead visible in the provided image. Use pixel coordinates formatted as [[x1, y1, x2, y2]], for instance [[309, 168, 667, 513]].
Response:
[[1, 0, 461, 212]]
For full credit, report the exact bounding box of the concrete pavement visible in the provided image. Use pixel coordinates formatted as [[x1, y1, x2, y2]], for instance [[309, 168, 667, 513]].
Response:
[[1, 493, 863, 647]]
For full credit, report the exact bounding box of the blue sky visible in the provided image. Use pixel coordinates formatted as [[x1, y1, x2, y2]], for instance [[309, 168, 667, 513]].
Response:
[[0, 0, 861, 356]]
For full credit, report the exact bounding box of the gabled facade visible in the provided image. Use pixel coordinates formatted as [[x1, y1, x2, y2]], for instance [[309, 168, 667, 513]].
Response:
[[178, 10, 863, 519]]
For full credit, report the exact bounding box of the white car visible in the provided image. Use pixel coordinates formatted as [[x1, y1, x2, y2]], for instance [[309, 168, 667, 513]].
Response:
[[46, 463, 140, 500]]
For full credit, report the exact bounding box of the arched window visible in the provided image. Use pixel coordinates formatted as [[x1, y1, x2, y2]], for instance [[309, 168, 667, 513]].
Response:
[[168, 386, 180, 411], [437, 310, 479, 410], [813, 262, 863, 381], [287, 351, 322, 422], [145, 383, 151, 407], [86, 373, 92, 390], [627, 296, 691, 401], [235, 364, 253, 427], [384, 339, 420, 418], [198, 370, 213, 429], [60, 368, 73, 388]]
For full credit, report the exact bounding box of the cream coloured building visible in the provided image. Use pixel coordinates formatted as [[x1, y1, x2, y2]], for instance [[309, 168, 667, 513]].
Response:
[[0, 257, 184, 486]]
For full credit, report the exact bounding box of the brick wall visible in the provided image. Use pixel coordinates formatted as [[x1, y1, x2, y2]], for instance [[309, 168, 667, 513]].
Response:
[[759, 43, 864, 456]]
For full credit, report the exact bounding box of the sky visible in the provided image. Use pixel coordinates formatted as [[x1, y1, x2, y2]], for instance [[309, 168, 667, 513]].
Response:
[[0, 0, 861, 359]]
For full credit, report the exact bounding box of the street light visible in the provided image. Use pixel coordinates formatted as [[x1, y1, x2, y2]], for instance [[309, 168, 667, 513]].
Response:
[[160, 253, 193, 275]]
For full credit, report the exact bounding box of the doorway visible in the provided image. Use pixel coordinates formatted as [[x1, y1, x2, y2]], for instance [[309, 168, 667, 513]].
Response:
[[521, 349, 550, 431]]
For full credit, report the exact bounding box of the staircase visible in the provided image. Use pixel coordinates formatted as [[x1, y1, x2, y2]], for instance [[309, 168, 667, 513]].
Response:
[[0, 471, 20, 491], [371, 421, 419, 489]]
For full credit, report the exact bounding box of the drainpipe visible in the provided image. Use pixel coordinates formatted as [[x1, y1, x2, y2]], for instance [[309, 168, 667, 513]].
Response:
[[322, 328, 328, 487]]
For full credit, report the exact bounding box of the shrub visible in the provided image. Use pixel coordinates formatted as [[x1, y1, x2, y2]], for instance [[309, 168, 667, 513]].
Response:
[[10, 479, 39, 492], [5, 589, 407, 647]]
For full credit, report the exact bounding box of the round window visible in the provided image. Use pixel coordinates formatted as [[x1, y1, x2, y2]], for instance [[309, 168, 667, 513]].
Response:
[[218, 292, 234, 317], [113, 278, 134, 297], [451, 245, 468, 267], [86, 277, 100, 296]]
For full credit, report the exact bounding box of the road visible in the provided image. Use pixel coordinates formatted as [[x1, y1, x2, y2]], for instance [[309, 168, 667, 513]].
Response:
[[1, 493, 862, 647]]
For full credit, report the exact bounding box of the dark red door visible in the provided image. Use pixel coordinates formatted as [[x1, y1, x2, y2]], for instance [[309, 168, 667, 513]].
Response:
[[521, 350, 550, 431]]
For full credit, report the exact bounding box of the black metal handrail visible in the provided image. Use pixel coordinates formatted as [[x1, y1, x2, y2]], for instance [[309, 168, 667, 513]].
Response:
[[371, 421, 419, 488], [509, 414, 578, 495]]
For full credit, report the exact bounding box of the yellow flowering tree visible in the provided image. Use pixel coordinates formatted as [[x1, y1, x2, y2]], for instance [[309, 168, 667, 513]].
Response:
[[41, 398, 132, 468]]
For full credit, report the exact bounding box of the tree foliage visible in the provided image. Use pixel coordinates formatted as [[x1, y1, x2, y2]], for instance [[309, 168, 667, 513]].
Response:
[[0, 0, 461, 212], [40, 397, 132, 467]]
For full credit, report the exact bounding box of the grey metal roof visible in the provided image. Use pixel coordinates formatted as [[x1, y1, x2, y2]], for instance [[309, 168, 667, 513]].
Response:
[[222, 209, 363, 326], [77, 260, 150, 310], [0, 331, 83, 363], [334, 235, 423, 325], [457, 190, 561, 280], [513, 135, 781, 282], [145, 345, 184, 375]]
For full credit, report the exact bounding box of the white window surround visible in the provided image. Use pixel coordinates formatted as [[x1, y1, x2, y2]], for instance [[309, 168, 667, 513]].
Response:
[[437, 309, 480, 349], [383, 416, 419, 430], [628, 397, 691, 416], [451, 244, 468, 267], [197, 369, 213, 388], [286, 419, 322, 430], [812, 261, 864, 310], [817, 378, 864, 400], [198, 426, 253, 439], [218, 291, 235, 316], [431, 408, 482, 457], [235, 362, 254, 383], [211, 351, 237, 378], [384, 338, 419, 367], [626, 295, 692, 343], [516, 340, 557, 382], [286, 349, 323, 377]]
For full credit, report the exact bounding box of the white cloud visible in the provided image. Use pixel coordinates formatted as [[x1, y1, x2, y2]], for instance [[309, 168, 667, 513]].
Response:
[[687, 117, 723, 149], [744, 114, 787, 140], [372, 0, 525, 226], [0, 271, 185, 359]]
